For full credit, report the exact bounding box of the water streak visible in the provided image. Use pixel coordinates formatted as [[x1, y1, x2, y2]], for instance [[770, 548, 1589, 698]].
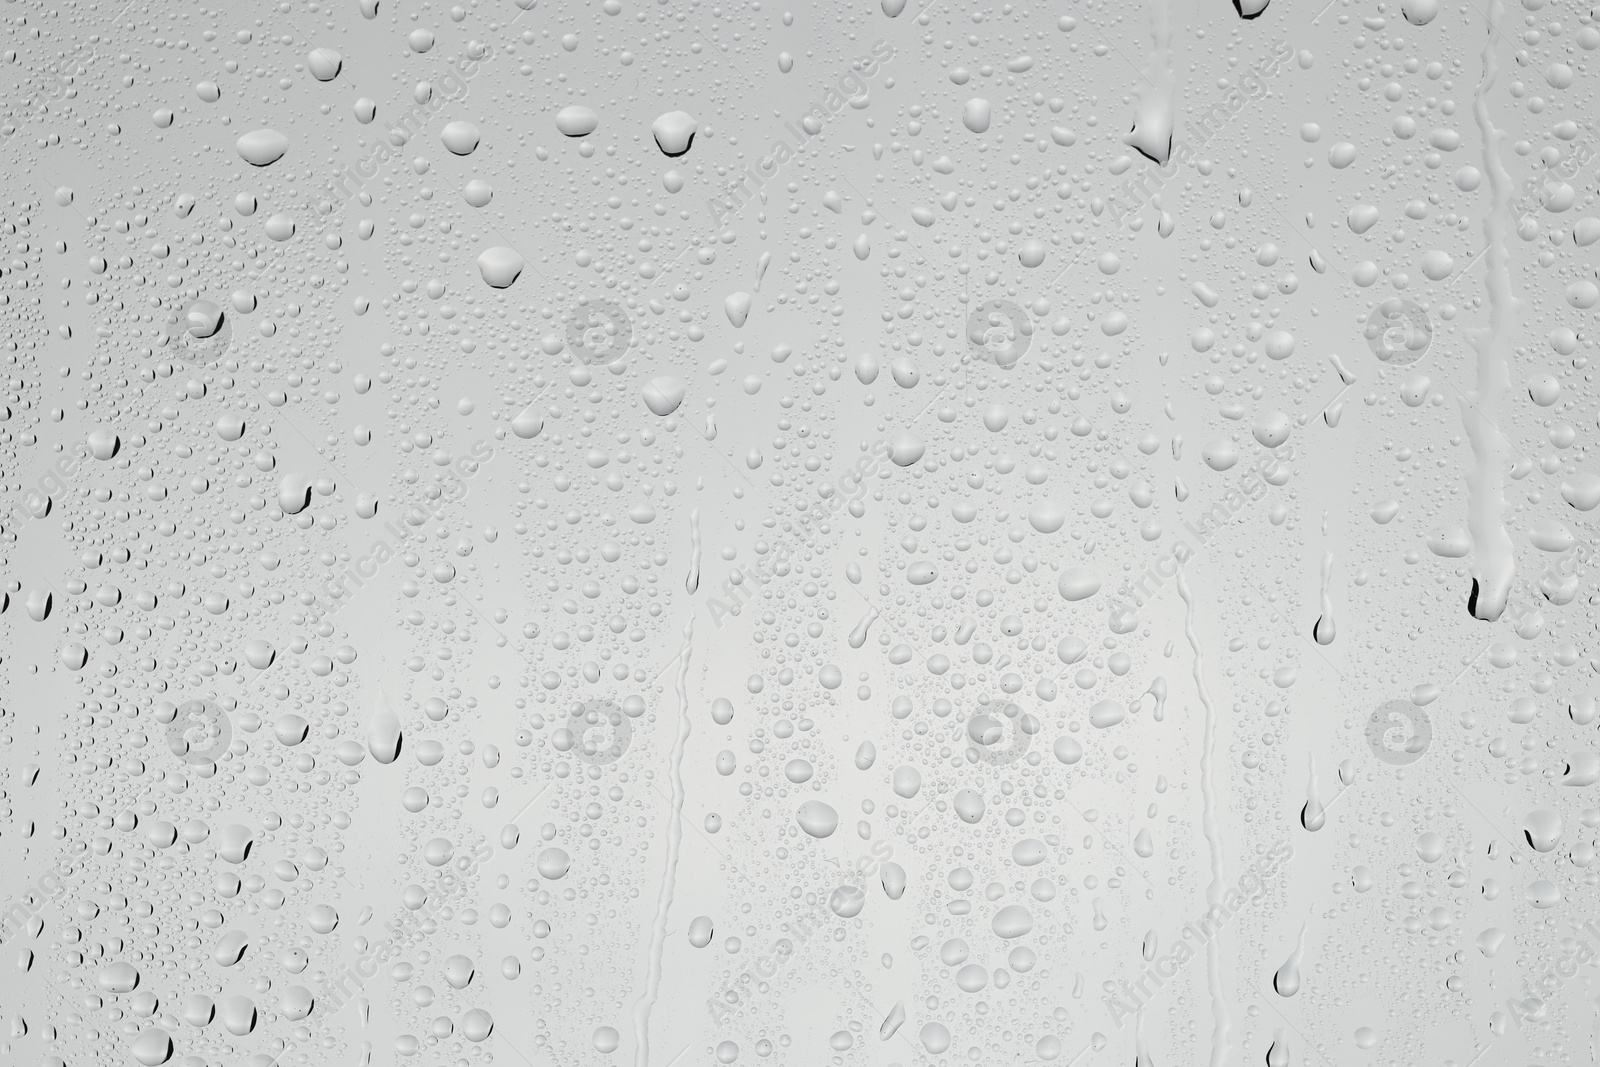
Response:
[[633, 617, 695, 1067], [1462, 0, 1518, 622], [1178, 564, 1231, 1067], [686, 507, 701, 594]]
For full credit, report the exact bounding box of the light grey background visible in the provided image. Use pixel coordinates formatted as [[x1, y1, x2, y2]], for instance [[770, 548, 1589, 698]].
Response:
[[1, 1, 1596, 1067]]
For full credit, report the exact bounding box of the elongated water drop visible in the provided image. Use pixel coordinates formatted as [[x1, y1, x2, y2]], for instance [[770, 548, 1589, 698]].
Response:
[[1273, 925, 1307, 996], [1301, 756, 1325, 832], [848, 607, 879, 649], [1312, 552, 1336, 645], [1145, 676, 1168, 722], [367, 686, 402, 765], [685, 508, 701, 594], [1265, 1031, 1289, 1067], [879, 1001, 906, 1040]]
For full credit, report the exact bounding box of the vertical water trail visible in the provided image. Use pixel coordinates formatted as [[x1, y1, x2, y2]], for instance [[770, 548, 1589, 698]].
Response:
[[1313, 550, 1336, 645], [1266, 1030, 1289, 1067], [1124, 0, 1175, 166], [1177, 564, 1230, 1067], [633, 617, 695, 1067], [1462, 0, 1518, 622], [686, 507, 701, 594], [1301, 753, 1325, 832], [1591, 995, 1600, 1067], [1133, 1009, 1155, 1067]]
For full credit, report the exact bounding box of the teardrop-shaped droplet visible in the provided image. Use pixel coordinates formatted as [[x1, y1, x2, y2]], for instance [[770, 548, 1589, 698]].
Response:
[[724, 291, 752, 328], [1266, 1031, 1289, 1067], [881, 861, 907, 900], [1522, 809, 1562, 852], [685, 508, 700, 595], [1273, 926, 1307, 996], [879, 1001, 906, 1040], [1300, 797, 1325, 832], [849, 608, 879, 649], [368, 686, 403, 764], [1312, 551, 1337, 645], [1301, 755, 1325, 831]]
